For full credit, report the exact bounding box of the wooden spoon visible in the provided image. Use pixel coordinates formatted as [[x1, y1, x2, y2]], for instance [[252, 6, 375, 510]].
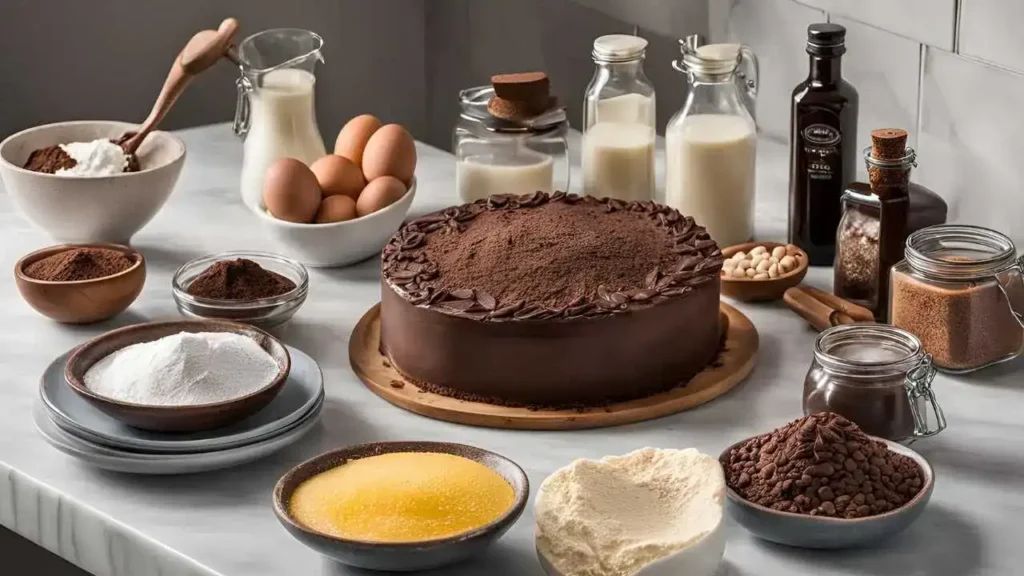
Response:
[[119, 18, 240, 156]]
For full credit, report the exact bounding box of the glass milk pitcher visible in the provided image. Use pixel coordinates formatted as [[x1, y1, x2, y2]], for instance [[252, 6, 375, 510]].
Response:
[[234, 29, 326, 209], [666, 35, 758, 248]]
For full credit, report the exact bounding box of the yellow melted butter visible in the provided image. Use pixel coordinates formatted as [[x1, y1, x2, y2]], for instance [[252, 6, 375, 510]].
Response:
[[289, 452, 515, 543]]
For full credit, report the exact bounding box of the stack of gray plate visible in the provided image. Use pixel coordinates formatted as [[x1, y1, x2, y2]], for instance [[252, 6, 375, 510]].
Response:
[[34, 346, 324, 475]]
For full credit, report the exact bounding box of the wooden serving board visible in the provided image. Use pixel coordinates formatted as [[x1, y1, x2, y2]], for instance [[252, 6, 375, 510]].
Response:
[[349, 302, 758, 430]]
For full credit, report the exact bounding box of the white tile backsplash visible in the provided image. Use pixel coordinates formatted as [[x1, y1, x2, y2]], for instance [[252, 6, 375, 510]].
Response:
[[916, 48, 1024, 244], [570, 0, 707, 39], [794, 0, 956, 50], [959, 0, 1024, 74], [714, 0, 826, 140], [833, 17, 922, 180]]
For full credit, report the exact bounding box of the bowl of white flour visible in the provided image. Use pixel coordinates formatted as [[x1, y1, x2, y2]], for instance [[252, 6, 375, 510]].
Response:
[[65, 319, 290, 432]]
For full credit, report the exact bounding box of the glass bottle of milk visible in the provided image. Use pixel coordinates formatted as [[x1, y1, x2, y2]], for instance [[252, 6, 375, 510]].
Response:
[[666, 37, 759, 247], [582, 35, 656, 202], [234, 29, 327, 209]]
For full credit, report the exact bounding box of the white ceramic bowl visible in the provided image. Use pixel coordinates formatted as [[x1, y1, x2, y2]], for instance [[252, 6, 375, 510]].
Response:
[[0, 121, 185, 244], [248, 178, 416, 268]]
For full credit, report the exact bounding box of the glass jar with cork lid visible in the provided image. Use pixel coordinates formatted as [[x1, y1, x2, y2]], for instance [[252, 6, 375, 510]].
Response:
[[454, 74, 569, 204], [890, 225, 1024, 372], [803, 323, 945, 442]]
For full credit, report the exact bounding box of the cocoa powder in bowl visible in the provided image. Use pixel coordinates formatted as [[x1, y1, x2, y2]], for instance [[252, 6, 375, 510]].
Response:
[[186, 258, 296, 301], [23, 247, 136, 282], [722, 413, 923, 519]]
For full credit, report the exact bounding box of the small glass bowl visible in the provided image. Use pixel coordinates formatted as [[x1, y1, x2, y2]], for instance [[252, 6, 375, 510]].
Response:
[[172, 251, 309, 329]]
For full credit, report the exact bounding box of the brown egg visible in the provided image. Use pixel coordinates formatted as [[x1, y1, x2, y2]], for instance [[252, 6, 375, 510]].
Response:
[[263, 158, 321, 223], [334, 114, 382, 165], [356, 176, 406, 217], [361, 124, 416, 184], [315, 194, 358, 224], [311, 155, 365, 200]]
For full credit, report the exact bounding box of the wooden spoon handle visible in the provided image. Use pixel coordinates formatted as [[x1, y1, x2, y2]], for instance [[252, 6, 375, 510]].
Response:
[[121, 18, 239, 155], [784, 286, 865, 331], [798, 285, 876, 323]]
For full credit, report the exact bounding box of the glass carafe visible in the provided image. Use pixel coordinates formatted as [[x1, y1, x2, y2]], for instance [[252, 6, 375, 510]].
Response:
[[234, 29, 326, 209], [666, 36, 758, 248], [582, 35, 656, 201]]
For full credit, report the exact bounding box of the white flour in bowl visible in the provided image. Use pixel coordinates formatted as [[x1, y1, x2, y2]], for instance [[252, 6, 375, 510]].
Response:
[[535, 447, 725, 576], [83, 331, 280, 406], [57, 139, 132, 176]]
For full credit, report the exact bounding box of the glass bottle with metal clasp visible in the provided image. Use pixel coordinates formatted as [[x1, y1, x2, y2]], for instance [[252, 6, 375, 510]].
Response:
[[666, 35, 758, 248]]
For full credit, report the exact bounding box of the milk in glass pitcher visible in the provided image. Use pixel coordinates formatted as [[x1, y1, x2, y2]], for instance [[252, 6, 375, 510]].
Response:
[[234, 29, 326, 208]]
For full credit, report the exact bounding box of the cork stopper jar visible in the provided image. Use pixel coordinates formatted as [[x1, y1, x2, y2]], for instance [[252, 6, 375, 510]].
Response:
[[889, 225, 1024, 372]]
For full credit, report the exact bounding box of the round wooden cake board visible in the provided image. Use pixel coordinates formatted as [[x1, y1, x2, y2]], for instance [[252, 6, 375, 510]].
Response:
[[349, 302, 758, 430]]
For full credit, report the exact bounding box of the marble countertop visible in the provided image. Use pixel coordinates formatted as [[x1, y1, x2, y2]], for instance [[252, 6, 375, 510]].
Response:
[[1, 124, 1021, 576]]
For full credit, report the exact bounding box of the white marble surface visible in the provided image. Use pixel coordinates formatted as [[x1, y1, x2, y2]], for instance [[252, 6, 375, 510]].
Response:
[[1, 123, 1022, 576]]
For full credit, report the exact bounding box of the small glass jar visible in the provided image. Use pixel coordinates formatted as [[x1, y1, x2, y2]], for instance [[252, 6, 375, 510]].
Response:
[[582, 35, 656, 201], [453, 86, 569, 204], [803, 324, 945, 442], [835, 189, 881, 310], [890, 225, 1024, 372]]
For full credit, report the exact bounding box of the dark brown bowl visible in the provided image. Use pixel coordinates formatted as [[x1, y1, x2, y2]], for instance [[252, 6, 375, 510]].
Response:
[[720, 241, 809, 302], [273, 441, 529, 571], [15, 243, 145, 324], [64, 320, 291, 432]]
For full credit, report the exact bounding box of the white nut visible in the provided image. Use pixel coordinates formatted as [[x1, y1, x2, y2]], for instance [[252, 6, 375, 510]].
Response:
[[770, 256, 780, 264], [781, 255, 797, 270], [786, 244, 799, 257], [771, 246, 787, 260], [756, 259, 771, 272], [750, 246, 768, 256], [768, 263, 779, 278], [732, 251, 746, 261], [749, 255, 763, 268], [730, 267, 746, 278], [745, 268, 757, 278], [754, 272, 769, 280], [722, 259, 737, 271], [736, 260, 751, 271]]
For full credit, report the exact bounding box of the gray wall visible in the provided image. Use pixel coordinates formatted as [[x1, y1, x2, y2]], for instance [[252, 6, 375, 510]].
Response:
[[0, 0, 708, 151], [0, 0, 426, 146]]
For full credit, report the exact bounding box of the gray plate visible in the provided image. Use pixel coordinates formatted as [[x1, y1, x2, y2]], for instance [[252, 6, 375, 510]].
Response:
[[34, 398, 322, 475], [40, 345, 323, 454]]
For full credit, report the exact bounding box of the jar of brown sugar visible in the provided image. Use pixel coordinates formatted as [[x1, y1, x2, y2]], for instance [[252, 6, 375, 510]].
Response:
[[803, 324, 945, 442], [890, 225, 1024, 372]]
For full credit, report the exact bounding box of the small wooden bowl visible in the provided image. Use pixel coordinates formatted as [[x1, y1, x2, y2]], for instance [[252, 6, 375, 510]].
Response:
[[14, 243, 145, 324], [273, 441, 529, 571], [65, 320, 291, 432], [719, 241, 809, 302]]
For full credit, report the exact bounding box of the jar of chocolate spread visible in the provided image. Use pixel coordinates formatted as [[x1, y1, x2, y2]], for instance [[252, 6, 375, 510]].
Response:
[[803, 324, 945, 442]]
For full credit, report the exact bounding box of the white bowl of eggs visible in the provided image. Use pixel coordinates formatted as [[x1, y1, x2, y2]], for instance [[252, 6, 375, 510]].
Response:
[[251, 115, 417, 268]]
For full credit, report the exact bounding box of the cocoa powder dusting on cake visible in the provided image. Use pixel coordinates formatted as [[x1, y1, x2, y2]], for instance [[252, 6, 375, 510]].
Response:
[[24, 248, 135, 281], [427, 201, 677, 309], [723, 413, 924, 519], [186, 258, 296, 301]]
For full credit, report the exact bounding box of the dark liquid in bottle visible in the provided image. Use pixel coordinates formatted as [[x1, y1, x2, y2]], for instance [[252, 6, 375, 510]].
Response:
[[789, 24, 859, 266]]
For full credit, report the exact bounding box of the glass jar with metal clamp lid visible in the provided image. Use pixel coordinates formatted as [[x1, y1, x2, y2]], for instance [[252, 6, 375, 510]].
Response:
[[803, 323, 946, 443], [666, 35, 759, 247], [454, 85, 569, 204], [890, 224, 1024, 372]]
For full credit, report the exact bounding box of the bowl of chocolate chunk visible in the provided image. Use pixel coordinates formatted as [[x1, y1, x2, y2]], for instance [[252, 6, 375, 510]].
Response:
[[172, 251, 308, 329], [720, 242, 808, 302], [15, 243, 145, 324], [0, 120, 185, 244], [719, 412, 933, 549]]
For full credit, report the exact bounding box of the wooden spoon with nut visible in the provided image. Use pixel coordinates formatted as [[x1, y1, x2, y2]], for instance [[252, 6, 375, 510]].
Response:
[[118, 18, 240, 156]]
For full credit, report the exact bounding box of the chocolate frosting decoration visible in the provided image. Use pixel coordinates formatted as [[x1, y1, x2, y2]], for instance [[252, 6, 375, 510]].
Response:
[[382, 192, 724, 321]]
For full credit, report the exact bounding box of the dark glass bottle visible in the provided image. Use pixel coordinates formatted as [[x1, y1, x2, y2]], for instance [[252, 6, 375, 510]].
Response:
[[788, 23, 859, 266]]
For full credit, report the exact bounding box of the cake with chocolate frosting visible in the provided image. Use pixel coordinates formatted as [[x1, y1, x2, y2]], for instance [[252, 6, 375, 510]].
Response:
[[379, 191, 724, 407]]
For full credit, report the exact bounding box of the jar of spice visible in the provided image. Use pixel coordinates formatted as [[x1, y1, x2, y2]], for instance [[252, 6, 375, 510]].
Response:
[[890, 225, 1024, 372], [454, 82, 569, 204], [803, 324, 945, 442]]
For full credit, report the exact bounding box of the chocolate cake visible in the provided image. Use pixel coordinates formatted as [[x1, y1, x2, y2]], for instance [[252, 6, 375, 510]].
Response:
[[379, 192, 724, 407]]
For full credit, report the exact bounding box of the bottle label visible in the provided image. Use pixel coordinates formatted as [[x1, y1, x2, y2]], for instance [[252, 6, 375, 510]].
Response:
[[801, 121, 842, 181]]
